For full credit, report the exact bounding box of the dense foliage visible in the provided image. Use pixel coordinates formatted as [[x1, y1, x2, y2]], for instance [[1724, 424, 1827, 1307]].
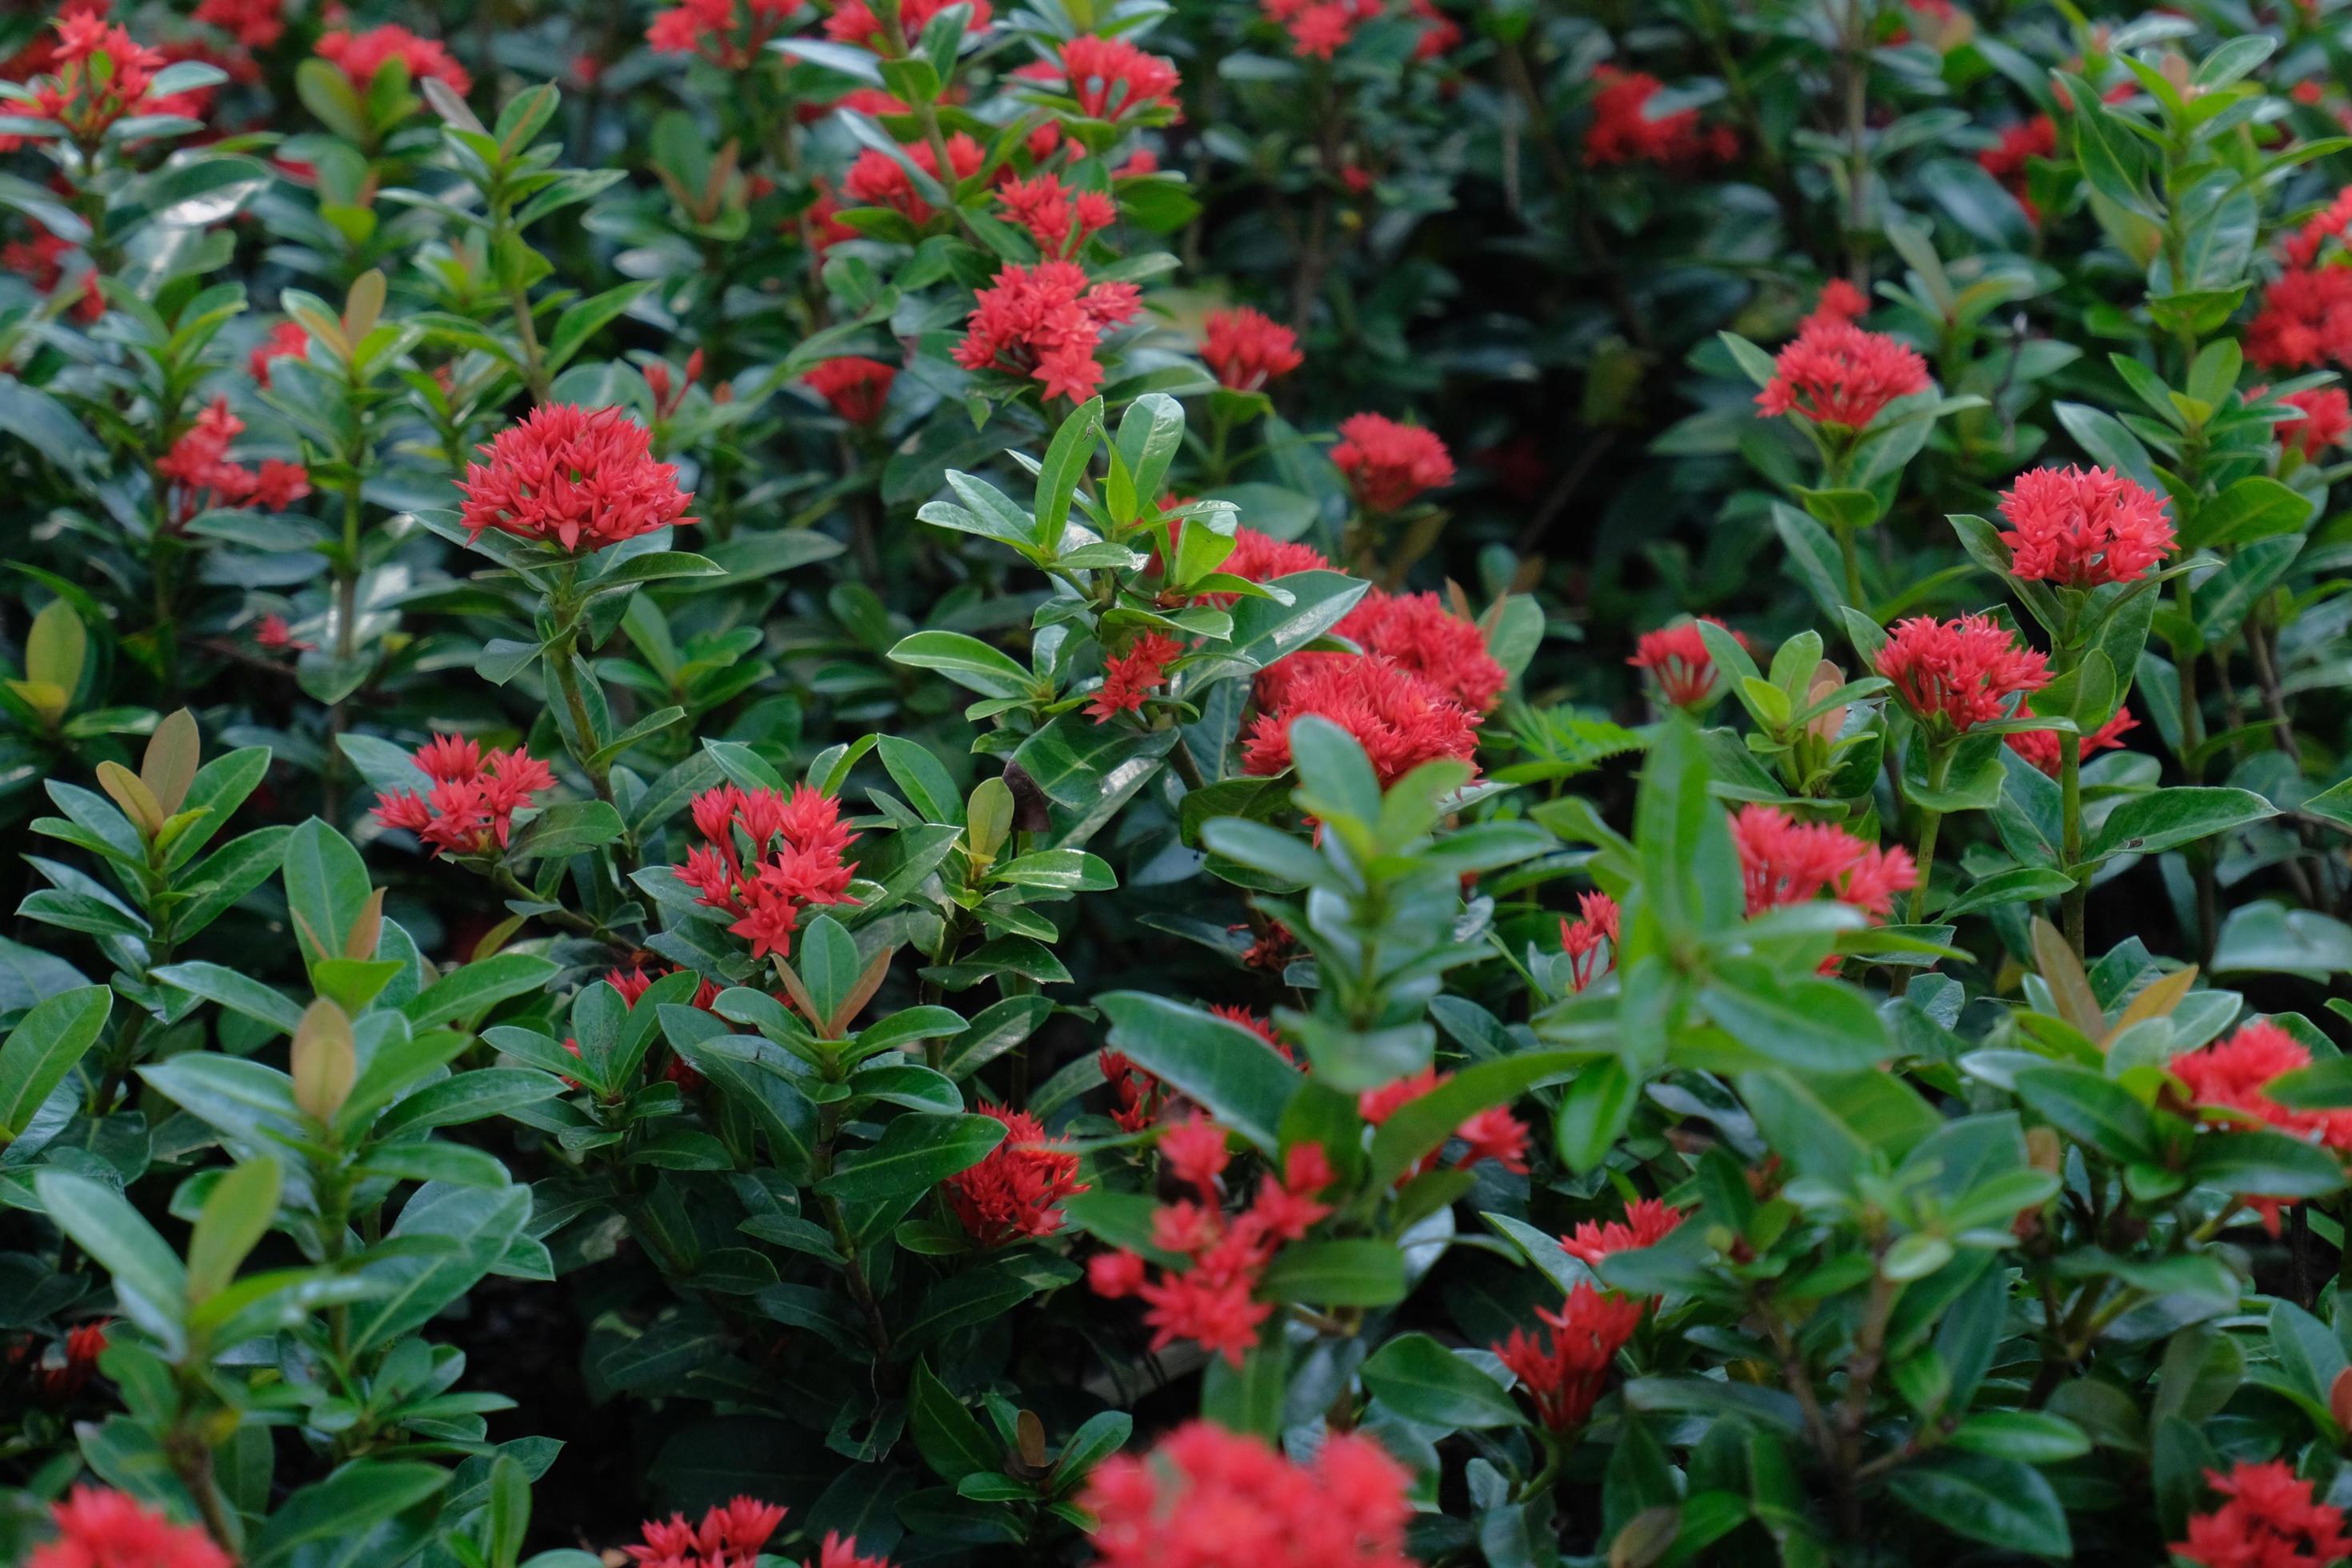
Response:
[[15, 0, 2352, 1563]]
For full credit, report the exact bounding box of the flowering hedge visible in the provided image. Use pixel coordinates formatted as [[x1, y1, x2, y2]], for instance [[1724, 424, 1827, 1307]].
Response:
[[13, 0, 2352, 1564]]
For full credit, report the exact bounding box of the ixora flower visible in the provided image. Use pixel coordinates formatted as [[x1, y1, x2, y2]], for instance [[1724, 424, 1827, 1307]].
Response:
[[27, 1486, 231, 1568], [193, 0, 284, 49], [1330, 413, 1454, 511], [626, 1495, 787, 1568], [1357, 1068, 1530, 1177], [2278, 386, 2352, 458], [2169, 1020, 2352, 1234], [1559, 890, 1621, 992], [1754, 318, 1930, 430], [954, 258, 1142, 403], [803, 356, 898, 424], [370, 734, 558, 856], [996, 172, 1118, 254], [1629, 617, 1737, 710], [314, 24, 470, 92], [1081, 1421, 1416, 1568], [646, 0, 801, 66], [1582, 65, 1734, 166], [826, 0, 992, 49], [946, 1103, 1086, 1246], [2006, 707, 2135, 776], [1490, 1282, 1646, 1431], [1241, 653, 1482, 786], [672, 782, 861, 962], [1730, 804, 1915, 919], [1801, 276, 1869, 330], [249, 319, 307, 389], [458, 405, 694, 551], [1057, 34, 1181, 122], [1874, 614, 2050, 734], [842, 133, 985, 226], [1200, 306, 1302, 391], [1562, 1196, 1686, 1266], [1087, 631, 1184, 722], [154, 398, 311, 522], [1995, 465, 2175, 588], [2174, 1460, 2352, 1568]]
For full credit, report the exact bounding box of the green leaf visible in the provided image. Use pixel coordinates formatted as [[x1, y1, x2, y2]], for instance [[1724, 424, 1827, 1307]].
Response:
[[33, 1169, 186, 1345], [1635, 716, 1742, 938], [1359, 1333, 1526, 1430], [282, 816, 374, 966], [2186, 1128, 2347, 1198], [0, 982, 110, 1138], [1366, 1050, 1578, 1188], [888, 630, 1034, 698], [250, 1460, 450, 1567], [1094, 992, 1301, 1151], [1702, 965, 1890, 1074], [1555, 1058, 1640, 1175], [1882, 1450, 2070, 1558], [2086, 787, 2275, 862], [814, 1113, 1006, 1201], [186, 1156, 281, 1304], [402, 952, 559, 1030], [909, 1358, 1000, 1482], [2013, 1065, 2155, 1162], [1258, 1240, 1408, 1306]]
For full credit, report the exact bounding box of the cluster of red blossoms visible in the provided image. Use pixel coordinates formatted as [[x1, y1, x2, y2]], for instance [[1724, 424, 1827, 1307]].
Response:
[[1977, 115, 2056, 223], [998, 171, 1118, 254], [315, 24, 470, 92], [1088, 631, 1184, 722], [2170, 1021, 2352, 1234], [626, 1495, 895, 1568], [1756, 318, 1931, 430], [154, 398, 310, 524], [2174, 1460, 2352, 1567], [2005, 707, 2136, 776], [804, 356, 898, 425], [1056, 34, 1179, 121], [1081, 1421, 1417, 1568], [843, 132, 983, 226], [954, 258, 1142, 402], [1562, 1195, 1685, 1267], [646, 0, 802, 66], [1731, 805, 1916, 921], [1995, 465, 2175, 588], [1800, 277, 1870, 331], [1874, 614, 2050, 734], [6, 13, 204, 143], [26, 1486, 231, 1568], [2249, 186, 2352, 370], [946, 1103, 1086, 1246], [370, 734, 558, 858], [673, 783, 860, 963], [826, 0, 992, 49], [1583, 66, 1737, 166], [2278, 386, 2352, 459], [458, 405, 694, 551], [191, 0, 282, 50], [1558, 890, 1621, 993], [1361, 1068, 1531, 1174], [1492, 1283, 1646, 1430], [1201, 306, 1302, 391], [1090, 1127, 1335, 1364], [1628, 616, 1738, 710], [2, 223, 101, 322], [1259, 0, 1373, 59], [249, 318, 307, 389], [1330, 412, 1454, 510], [11, 1319, 106, 1403]]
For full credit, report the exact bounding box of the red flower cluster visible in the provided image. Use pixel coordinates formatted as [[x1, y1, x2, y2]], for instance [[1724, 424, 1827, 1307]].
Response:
[[2250, 187, 2352, 370], [1411, 0, 1462, 59], [1874, 614, 2050, 733], [1088, 1140, 1335, 1365], [1491, 1283, 1646, 1431], [1099, 1048, 1173, 1133], [842, 133, 983, 225], [646, 0, 802, 66], [1201, 306, 1303, 391], [370, 734, 558, 857], [626, 1495, 787, 1568], [249, 319, 307, 390], [2174, 1461, 2352, 1568], [2005, 707, 2135, 776], [1331, 412, 1454, 510], [1088, 631, 1183, 723], [1340, 590, 1506, 710], [1802, 277, 1870, 330], [2, 224, 102, 322], [1356, 1067, 1531, 1175], [1583, 66, 1735, 166], [1205, 524, 1332, 593], [953, 258, 1142, 402], [26, 1486, 231, 1568], [9, 14, 196, 144], [673, 783, 860, 962], [154, 398, 311, 523], [1058, 34, 1179, 121], [1082, 1421, 1416, 1568], [1562, 1196, 1685, 1266], [996, 171, 1118, 254], [825, 0, 991, 50], [1629, 617, 1735, 709], [1754, 318, 1930, 429], [1731, 805, 1916, 919], [1241, 652, 1482, 786], [193, 0, 283, 49], [2171, 1022, 2352, 1231], [1261, 0, 1379, 58], [458, 405, 694, 551], [1978, 117, 2055, 222], [1995, 465, 2174, 587], [2280, 386, 2352, 458], [316, 24, 470, 92], [19, 1319, 106, 1402], [1558, 890, 1621, 993], [254, 612, 312, 652], [946, 1103, 1086, 1246], [804, 357, 898, 424]]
